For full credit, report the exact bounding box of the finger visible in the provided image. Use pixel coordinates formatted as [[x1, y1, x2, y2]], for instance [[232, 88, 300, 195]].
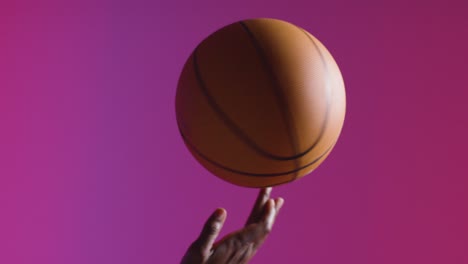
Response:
[[274, 197, 284, 216], [261, 199, 276, 231], [261, 197, 284, 233], [246, 187, 272, 225], [195, 208, 227, 256], [237, 199, 276, 244]]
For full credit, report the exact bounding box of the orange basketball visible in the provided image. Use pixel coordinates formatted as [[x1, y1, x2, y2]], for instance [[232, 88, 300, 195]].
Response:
[[176, 18, 346, 188]]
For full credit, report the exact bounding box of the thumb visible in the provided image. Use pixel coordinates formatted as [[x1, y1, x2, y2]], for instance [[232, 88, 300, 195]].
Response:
[[195, 208, 227, 256]]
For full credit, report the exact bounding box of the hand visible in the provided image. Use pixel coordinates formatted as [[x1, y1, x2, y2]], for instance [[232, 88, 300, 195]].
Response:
[[181, 187, 284, 264]]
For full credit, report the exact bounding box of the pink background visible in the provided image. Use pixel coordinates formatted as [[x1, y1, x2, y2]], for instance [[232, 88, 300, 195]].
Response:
[[1, 0, 467, 263]]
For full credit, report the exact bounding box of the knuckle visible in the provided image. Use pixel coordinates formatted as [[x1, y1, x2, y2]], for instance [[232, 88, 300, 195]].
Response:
[[263, 223, 272, 234], [228, 238, 237, 249], [204, 221, 221, 235], [234, 237, 243, 248]]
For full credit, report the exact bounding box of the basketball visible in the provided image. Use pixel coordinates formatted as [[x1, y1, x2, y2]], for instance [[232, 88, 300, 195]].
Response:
[[176, 18, 346, 188]]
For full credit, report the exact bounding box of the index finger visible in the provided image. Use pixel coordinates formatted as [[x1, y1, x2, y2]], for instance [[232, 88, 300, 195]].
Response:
[[245, 187, 272, 226]]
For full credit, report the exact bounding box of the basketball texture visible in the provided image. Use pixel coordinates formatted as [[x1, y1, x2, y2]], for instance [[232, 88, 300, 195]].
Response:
[[176, 18, 346, 188]]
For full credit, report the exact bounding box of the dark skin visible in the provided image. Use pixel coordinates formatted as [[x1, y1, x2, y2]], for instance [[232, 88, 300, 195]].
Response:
[[181, 187, 284, 264]]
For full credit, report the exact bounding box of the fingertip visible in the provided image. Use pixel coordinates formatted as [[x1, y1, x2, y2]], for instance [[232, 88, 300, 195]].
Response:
[[268, 198, 275, 205], [214, 208, 227, 221], [275, 197, 284, 211], [260, 187, 272, 198]]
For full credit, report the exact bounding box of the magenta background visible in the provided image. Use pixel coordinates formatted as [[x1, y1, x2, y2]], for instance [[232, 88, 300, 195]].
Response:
[[1, 0, 468, 263]]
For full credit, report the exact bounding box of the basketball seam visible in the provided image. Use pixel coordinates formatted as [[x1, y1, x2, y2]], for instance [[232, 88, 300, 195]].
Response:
[[291, 25, 333, 160], [191, 42, 301, 161], [180, 21, 335, 181], [179, 127, 335, 177], [189, 23, 332, 162], [238, 21, 300, 181], [239, 21, 334, 180], [238, 22, 334, 164]]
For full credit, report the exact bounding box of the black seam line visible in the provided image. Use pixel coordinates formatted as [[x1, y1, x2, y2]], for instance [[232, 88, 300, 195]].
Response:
[[192, 42, 300, 161], [239, 21, 300, 180], [293, 26, 333, 163], [239, 21, 299, 172], [190, 23, 331, 162], [192, 48, 284, 161], [179, 127, 335, 177], [280, 24, 333, 180]]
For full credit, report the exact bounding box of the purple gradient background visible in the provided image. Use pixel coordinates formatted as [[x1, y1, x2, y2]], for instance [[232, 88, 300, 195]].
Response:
[[1, 0, 468, 263]]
